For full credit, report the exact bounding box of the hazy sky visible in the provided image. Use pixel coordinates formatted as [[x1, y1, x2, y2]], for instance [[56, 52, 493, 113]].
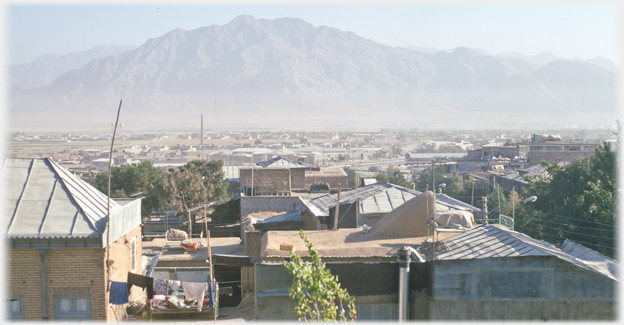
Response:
[[5, 2, 621, 65]]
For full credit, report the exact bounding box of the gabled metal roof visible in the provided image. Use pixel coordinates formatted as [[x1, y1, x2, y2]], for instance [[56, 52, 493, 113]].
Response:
[[301, 181, 422, 217], [435, 224, 618, 281], [255, 156, 309, 169], [435, 194, 483, 214], [4, 158, 121, 239]]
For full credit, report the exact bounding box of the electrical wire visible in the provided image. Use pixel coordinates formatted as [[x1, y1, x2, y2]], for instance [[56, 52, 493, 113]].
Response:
[[531, 211, 617, 229], [531, 231, 615, 250], [520, 222, 615, 241], [525, 217, 617, 233]]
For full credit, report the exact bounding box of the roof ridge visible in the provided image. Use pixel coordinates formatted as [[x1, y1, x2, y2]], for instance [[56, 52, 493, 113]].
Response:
[[46, 158, 120, 227]]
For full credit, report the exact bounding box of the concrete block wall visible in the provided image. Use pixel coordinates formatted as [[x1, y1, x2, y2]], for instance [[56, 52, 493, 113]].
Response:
[[240, 196, 303, 221], [6, 225, 143, 321]]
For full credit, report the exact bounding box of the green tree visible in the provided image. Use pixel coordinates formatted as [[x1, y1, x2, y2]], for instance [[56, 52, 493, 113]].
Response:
[[254, 139, 263, 145], [159, 171, 209, 231], [519, 143, 617, 257], [178, 159, 228, 203], [283, 230, 356, 322], [442, 174, 487, 208], [91, 160, 167, 217], [414, 165, 447, 191], [375, 165, 412, 188], [343, 167, 358, 188]]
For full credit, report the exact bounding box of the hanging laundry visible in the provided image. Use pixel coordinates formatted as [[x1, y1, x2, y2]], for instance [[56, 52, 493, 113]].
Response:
[[153, 278, 168, 296], [182, 282, 208, 311], [109, 281, 129, 305], [169, 280, 181, 291], [127, 272, 154, 299]]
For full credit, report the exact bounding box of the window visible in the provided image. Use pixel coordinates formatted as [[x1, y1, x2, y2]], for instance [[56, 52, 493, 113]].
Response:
[[54, 296, 91, 320], [131, 236, 137, 273], [565, 146, 581, 151], [245, 187, 256, 196], [530, 146, 544, 151], [6, 297, 24, 319]]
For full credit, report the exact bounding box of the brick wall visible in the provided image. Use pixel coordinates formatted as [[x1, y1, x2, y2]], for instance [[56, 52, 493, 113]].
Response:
[[528, 151, 594, 166], [6, 226, 143, 321], [240, 169, 291, 194]]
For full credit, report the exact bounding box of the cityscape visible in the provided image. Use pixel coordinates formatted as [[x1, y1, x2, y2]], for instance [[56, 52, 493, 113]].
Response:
[[5, 4, 619, 322]]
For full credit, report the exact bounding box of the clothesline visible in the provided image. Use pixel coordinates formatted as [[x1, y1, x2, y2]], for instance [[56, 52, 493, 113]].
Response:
[[109, 272, 216, 312]]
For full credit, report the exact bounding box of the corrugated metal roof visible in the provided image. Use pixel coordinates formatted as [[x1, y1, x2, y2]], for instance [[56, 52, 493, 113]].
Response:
[[435, 194, 483, 214], [435, 224, 618, 281], [4, 158, 120, 239], [255, 156, 309, 169], [301, 182, 422, 217]]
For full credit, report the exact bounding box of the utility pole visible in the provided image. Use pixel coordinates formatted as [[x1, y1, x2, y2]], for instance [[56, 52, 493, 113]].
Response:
[[431, 158, 435, 193], [483, 196, 488, 224]]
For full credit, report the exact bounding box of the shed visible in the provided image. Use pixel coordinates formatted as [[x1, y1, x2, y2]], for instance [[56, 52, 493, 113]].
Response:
[[412, 224, 618, 320]]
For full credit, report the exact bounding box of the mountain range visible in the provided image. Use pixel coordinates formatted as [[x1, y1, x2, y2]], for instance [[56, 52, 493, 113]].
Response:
[[9, 15, 618, 131]]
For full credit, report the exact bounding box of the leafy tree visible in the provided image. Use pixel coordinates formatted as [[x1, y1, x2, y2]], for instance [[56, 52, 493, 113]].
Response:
[[442, 174, 488, 208], [91, 160, 167, 217], [178, 159, 228, 203], [375, 165, 412, 188], [414, 165, 447, 191], [343, 167, 358, 188], [159, 171, 208, 232], [283, 230, 356, 322], [518, 143, 617, 257], [254, 139, 263, 145]]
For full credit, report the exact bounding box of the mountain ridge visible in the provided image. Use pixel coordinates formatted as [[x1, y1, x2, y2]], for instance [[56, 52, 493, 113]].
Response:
[[9, 15, 617, 130]]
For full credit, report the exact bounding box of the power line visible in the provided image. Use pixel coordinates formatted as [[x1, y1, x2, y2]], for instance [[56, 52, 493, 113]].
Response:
[[521, 223, 615, 241], [532, 231, 615, 251], [527, 217, 617, 233], [532, 211, 617, 229]]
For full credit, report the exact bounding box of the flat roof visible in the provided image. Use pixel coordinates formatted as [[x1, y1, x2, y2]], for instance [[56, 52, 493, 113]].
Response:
[[260, 228, 458, 262]]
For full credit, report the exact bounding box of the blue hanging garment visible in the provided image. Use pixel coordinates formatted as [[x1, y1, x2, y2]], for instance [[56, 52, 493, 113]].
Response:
[[110, 281, 129, 305]]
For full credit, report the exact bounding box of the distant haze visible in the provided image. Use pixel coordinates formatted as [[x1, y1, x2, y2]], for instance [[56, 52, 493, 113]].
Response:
[[8, 16, 617, 132]]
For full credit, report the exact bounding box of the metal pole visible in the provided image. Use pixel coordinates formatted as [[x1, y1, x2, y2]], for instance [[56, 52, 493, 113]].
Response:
[[398, 247, 410, 322]]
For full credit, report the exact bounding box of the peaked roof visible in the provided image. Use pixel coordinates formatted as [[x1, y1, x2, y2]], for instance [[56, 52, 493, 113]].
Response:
[[4, 158, 120, 239], [255, 156, 309, 169], [300, 181, 422, 217], [435, 224, 618, 281]]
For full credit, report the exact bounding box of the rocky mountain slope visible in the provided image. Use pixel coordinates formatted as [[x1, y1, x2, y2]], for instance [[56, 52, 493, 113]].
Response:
[[9, 15, 617, 130]]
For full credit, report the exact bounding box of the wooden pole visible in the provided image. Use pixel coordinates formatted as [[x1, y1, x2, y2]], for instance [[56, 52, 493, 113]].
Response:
[[333, 184, 341, 230], [106, 99, 122, 292], [207, 230, 214, 284]]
